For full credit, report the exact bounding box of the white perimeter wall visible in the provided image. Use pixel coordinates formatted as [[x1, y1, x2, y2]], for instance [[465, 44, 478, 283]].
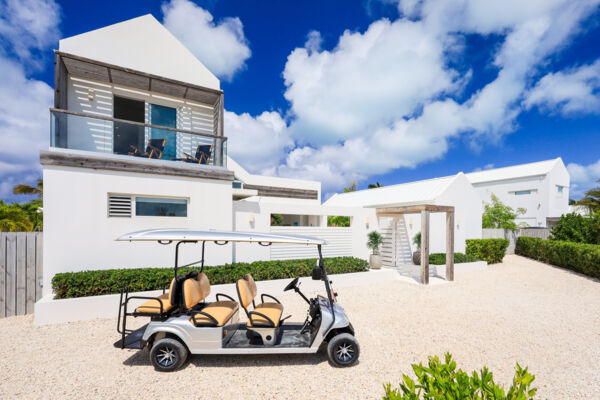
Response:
[[472, 166, 569, 228], [403, 174, 483, 254], [42, 165, 232, 296], [233, 200, 377, 263]]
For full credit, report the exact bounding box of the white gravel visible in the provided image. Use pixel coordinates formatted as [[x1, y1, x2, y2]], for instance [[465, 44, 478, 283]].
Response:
[[1, 255, 599, 399]]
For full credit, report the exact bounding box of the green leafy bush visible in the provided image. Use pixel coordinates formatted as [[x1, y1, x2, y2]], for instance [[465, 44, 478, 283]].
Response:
[[466, 239, 509, 264], [51, 257, 369, 299], [429, 252, 479, 265], [550, 212, 600, 245], [327, 215, 351, 227], [516, 237, 600, 279], [383, 353, 537, 400]]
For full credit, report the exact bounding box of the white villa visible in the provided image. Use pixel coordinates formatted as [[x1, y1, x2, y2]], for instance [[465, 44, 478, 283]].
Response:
[[40, 15, 571, 295]]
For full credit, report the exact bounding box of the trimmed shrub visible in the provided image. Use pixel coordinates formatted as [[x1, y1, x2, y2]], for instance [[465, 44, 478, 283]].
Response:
[[516, 237, 600, 279], [550, 212, 600, 245], [383, 353, 537, 399], [466, 239, 509, 264], [51, 257, 369, 299], [429, 252, 479, 265]]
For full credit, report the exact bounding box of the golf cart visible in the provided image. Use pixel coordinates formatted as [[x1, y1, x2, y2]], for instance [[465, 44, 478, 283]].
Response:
[[114, 229, 359, 371]]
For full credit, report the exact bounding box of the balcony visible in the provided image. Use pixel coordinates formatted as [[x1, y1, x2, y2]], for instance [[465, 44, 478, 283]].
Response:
[[50, 108, 227, 168]]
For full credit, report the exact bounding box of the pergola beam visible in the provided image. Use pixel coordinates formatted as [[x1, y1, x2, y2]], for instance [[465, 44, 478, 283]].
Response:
[[420, 210, 430, 284]]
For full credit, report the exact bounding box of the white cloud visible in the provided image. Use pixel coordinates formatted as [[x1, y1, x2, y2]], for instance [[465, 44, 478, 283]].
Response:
[[161, 0, 251, 81], [524, 59, 600, 115], [224, 111, 293, 174], [0, 0, 61, 66], [227, 0, 599, 192], [0, 0, 59, 200], [567, 159, 600, 198]]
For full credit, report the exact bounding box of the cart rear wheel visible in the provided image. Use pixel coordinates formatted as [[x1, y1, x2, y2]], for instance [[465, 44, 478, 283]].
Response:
[[150, 338, 188, 372], [327, 333, 359, 367]]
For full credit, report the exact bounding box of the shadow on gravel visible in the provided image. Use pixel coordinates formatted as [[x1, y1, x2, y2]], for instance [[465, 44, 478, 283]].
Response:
[[122, 349, 328, 369]]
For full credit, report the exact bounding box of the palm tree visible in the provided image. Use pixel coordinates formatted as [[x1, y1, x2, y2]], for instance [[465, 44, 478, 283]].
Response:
[[344, 179, 357, 193], [0, 202, 34, 232], [576, 179, 600, 214], [13, 178, 43, 198], [368, 181, 383, 189]]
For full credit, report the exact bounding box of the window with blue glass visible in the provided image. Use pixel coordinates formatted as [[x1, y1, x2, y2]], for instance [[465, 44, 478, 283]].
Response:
[[150, 104, 177, 160], [514, 190, 531, 195], [135, 197, 187, 217]]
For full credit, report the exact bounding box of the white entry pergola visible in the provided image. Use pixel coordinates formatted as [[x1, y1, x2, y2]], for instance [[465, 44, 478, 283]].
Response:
[[376, 204, 455, 284]]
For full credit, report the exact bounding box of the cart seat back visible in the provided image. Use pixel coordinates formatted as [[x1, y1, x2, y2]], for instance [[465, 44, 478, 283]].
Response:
[[183, 273, 211, 309], [236, 274, 256, 309], [135, 278, 176, 314]]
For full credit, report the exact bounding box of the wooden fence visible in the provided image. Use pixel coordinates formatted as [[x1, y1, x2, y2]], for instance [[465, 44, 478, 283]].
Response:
[[0, 232, 43, 317]]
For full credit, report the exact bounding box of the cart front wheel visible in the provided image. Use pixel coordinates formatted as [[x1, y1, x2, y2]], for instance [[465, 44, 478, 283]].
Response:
[[327, 333, 360, 367], [150, 338, 188, 372]]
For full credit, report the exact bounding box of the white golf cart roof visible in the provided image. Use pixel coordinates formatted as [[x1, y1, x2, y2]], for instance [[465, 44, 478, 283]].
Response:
[[116, 229, 327, 245]]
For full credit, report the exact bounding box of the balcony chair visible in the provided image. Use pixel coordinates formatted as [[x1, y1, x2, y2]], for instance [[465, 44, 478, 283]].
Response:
[[178, 144, 213, 165], [129, 138, 166, 159]]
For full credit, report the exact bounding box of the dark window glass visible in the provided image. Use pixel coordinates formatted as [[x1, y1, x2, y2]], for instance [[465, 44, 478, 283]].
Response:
[[113, 96, 145, 155], [135, 197, 187, 217], [150, 104, 177, 160]]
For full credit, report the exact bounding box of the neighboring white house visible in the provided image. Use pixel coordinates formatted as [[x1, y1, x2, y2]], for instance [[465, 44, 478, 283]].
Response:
[[324, 173, 483, 267], [465, 158, 570, 227]]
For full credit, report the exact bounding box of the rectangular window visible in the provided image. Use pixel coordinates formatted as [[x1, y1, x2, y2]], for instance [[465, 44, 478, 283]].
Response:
[[232, 180, 243, 189], [135, 197, 187, 217], [113, 96, 145, 156], [514, 190, 531, 195], [556, 185, 564, 196]]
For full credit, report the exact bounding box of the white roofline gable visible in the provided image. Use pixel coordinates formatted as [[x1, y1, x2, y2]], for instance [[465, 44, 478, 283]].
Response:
[[466, 158, 561, 184], [59, 14, 220, 91]]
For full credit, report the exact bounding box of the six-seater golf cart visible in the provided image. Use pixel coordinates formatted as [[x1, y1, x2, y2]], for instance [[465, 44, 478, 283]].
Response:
[[115, 229, 359, 371]]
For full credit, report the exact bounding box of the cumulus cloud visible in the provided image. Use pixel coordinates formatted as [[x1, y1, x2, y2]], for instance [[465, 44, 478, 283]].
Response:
[[524, 59, 600, 115], [224, 111, 293, 175], [0, 0, 59, 200], [162, 0, 251, 81], [567, 159, 600, 198], [228, 0, 599, 191]]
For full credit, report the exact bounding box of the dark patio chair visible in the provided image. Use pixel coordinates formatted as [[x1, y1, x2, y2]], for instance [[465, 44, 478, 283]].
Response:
[[129, 138, 166, 159], [179, 144, 213, 165]]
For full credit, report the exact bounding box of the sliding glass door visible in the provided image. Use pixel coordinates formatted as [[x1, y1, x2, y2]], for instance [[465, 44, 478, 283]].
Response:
[[113, 96, 145, 155], [150, 104, 177, 160]]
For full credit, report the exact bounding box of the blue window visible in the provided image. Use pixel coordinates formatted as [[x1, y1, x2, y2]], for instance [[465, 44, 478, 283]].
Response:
[[150, 104, 177, 160], [136, 197, 187, 217], [557, 186, 563, 193], [232, 181, 242, 189], [514, 190, 531, 195]]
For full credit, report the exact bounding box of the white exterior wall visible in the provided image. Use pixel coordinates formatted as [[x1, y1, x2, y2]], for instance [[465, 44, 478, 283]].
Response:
[[233, 200, 376, 263], [42, 165, 232, 296], [64, 76, 216, 155], [402, 174, 482, 254]]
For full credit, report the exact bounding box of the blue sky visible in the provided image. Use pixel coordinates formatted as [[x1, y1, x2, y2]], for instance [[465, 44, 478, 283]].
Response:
[[1, 0, 600, 202]]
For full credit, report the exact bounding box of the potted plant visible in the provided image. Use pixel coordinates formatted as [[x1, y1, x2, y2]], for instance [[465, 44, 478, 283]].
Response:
[[412, 232, 421, 265], [367, 231, 383, 269]]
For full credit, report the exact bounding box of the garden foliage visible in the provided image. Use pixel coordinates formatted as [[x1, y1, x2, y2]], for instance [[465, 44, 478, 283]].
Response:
[[51, 257, 369, 299], [466, 239, 509, 264], [429, 252, 479, 265], [550, 212, 600, 245]]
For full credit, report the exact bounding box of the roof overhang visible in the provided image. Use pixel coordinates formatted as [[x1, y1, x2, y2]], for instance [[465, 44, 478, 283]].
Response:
[[55, 51, 223, 105]]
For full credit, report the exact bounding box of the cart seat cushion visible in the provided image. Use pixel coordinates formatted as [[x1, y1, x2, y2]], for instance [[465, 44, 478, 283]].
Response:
[[248, 302, 283, 327], [190, 301, 239, 327], [236, 278, 254, 308], [183, 273, 211, 309], [135, 293, 174, 314]]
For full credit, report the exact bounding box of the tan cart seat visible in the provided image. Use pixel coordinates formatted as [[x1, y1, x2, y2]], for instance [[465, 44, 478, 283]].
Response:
[[184, 273, 239, 327], [135, 278, 176, 314], [237, 274, 284, 327], [248, 302, 283, 327]]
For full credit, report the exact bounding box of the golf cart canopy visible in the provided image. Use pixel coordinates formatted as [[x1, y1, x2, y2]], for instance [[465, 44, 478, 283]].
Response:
[[116, 229, 327, 245]]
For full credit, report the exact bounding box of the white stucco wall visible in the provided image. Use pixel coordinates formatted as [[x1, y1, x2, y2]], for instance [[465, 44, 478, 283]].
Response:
[[42, 164, 233, 296]]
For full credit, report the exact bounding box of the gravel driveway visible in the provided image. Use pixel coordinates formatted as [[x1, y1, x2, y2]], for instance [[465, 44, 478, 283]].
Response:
[[1, 255, 599, 399]]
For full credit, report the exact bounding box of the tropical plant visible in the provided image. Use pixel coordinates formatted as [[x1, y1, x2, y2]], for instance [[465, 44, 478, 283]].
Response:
[[327, 215, 351, 227], [13, 178, 43, 198], [270, 213, 283, 226], [412, 232, 421, 250], [368, 181, 383, 189], [550, 212, 600, 245], [0, 201, 34, 232], [482, 194, 526, 230], [466, 239, 509, 264], [344, 179, 357, 193], [383, 353, 537, 400], [576, 179, 600, 213], [367, 231, 383, 255]]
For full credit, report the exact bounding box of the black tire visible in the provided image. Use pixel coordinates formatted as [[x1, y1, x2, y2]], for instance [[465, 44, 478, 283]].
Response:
[[327, 333, 360, 367], [149, 338, 188, 372]]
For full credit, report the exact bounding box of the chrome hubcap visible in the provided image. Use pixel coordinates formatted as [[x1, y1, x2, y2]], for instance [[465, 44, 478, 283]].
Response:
[[336, 342, 354, 362], [157, 346, 176, 367]]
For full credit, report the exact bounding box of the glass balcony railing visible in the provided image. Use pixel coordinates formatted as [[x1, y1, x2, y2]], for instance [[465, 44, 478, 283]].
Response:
[[50, 108, 227, 168]]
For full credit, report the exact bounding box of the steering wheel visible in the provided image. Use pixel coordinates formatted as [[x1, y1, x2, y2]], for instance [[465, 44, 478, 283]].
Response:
[[284, 277, 299, 291]]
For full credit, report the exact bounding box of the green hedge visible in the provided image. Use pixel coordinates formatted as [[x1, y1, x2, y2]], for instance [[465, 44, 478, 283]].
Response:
[[429, 252, 479, 265], [466, 239, 509, 264], [51, 257, 369, 299], [516, 237, 600, 279]]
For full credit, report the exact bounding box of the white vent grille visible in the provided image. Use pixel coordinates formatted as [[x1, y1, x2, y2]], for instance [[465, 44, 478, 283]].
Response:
[[108, 195, 132, 217]]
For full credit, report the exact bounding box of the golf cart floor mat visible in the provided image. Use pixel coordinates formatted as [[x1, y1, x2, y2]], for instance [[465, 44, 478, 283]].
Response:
[[114, 323, 148, 349], [225, 324, 312, 348]]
